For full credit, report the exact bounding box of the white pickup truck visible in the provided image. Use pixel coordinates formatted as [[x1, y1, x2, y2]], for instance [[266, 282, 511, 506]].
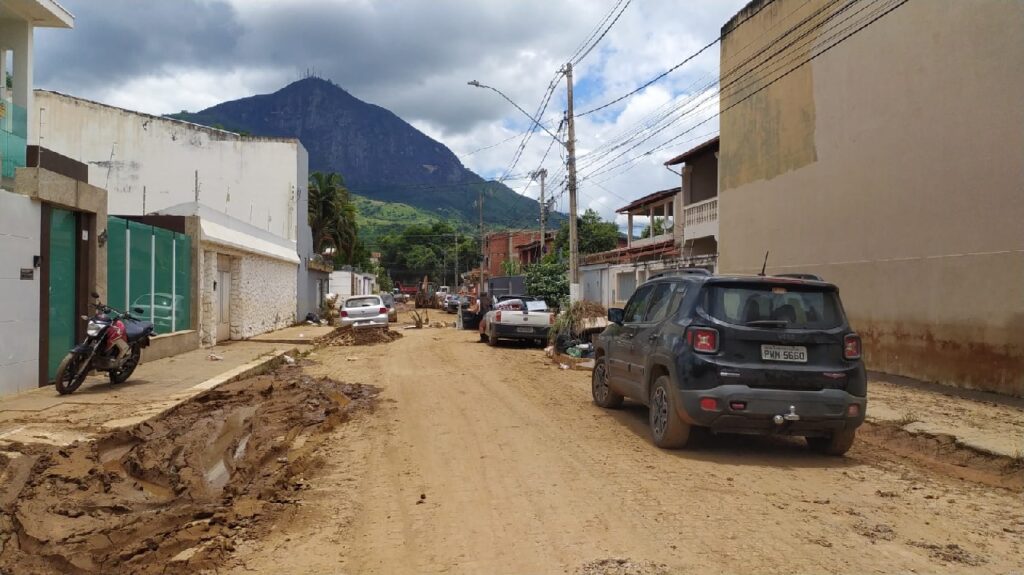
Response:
[[479, 296, 553, 347]]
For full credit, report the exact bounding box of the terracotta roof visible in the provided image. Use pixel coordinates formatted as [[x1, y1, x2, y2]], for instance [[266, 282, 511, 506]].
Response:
[[615, 187, 680, 214], [664, 136, 720, 166]]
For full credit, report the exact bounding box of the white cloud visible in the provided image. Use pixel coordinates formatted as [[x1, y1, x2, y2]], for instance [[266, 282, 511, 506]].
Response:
[[36, 0, 746, 221]]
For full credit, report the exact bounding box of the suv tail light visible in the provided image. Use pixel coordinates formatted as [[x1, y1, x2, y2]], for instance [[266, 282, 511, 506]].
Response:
[[495, 311, 502, 322], [687, 327, 719, 354], [843, 334, 862, 360]]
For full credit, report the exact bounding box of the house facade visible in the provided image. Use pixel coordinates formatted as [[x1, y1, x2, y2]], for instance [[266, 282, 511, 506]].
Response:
[[34, 91, 315, 347], [0, 0, 101, 396], [580, 137, 720, 309], [717, 0, 1024, 395]]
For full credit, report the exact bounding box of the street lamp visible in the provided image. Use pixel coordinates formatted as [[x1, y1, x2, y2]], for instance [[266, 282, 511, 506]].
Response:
[[468, 73, 580, 303], [467, 80, 564, 146]]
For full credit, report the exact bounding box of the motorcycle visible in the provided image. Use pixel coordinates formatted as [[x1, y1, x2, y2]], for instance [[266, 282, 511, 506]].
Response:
[[54, 292, 156, 395]]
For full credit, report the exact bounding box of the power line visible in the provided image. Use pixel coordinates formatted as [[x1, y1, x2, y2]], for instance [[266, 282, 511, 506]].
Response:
[[577, 0, 863, 179], [581, 0, 910, 182], [574, 0, 779, 118], [573, 0, 633, 65], [566, 0, 628, 64]]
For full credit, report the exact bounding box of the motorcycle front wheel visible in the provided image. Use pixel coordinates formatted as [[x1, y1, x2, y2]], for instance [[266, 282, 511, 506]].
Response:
[[55, 353, 89, 395], [109, 345, 141, 384]]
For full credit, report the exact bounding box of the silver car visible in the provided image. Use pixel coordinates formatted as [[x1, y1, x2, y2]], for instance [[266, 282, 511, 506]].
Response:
[[339, 295, 389, 328]]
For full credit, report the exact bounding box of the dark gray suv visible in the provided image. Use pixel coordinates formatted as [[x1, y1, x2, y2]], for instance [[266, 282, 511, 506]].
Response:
[[593, 271, 866, 455]]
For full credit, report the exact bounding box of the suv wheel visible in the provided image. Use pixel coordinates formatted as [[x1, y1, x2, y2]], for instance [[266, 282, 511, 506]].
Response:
[[806, 429, 856, 456], [649, 375, 692, 449], [591, 361, 623, 409]]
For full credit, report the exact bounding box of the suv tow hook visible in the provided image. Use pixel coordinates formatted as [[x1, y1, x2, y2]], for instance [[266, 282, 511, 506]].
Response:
[[773, 405, 801, 425]]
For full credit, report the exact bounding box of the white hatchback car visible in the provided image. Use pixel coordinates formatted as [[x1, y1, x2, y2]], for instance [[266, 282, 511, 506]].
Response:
[[339, 295, 389, 328]]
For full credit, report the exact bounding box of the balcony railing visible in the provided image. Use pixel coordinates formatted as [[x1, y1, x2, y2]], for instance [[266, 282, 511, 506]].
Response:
[[683, 197, 718, 241], [0, 100, 28, 180]]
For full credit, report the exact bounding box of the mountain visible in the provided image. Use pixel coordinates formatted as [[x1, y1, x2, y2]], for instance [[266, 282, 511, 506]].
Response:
[[171, 77, 560, 237]]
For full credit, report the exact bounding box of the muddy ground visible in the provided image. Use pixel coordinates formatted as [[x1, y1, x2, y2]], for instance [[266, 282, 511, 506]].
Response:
[[2, 316, 1023, 574], [0, 365, 378, 575]]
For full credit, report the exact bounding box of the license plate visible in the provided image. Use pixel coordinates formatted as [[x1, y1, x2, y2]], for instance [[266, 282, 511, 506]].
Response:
[[516, 327, 534, 334], [761, 344, 807, 363]]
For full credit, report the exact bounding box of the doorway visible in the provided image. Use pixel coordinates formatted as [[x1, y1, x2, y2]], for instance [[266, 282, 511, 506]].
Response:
[[45, 207, 78, 381], [216, 255, 232, 341]]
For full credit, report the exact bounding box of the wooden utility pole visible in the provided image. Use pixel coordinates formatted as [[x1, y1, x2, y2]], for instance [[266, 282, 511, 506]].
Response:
[[478, 190, 485, 300], [533, 168, 547, 259], [565, 63, 580, 302]]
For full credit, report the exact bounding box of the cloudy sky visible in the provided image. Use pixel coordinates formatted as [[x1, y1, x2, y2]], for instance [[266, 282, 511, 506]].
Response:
[[35, 0, 747, 226]]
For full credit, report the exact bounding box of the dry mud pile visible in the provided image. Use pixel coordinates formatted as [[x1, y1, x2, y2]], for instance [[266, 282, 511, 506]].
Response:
[[324, 326, 403, 346], [0, 370, 377, 575]]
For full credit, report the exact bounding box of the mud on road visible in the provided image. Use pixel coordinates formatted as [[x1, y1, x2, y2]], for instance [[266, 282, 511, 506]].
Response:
[[0, 365, 378, 575]]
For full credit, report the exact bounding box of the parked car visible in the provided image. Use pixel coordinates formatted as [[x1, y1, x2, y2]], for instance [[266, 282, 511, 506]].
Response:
[[445, 294, 471, 314], [479, 296, 553, 347], [443, 294, 461, 313], [381, 292, 398, 323], [131, 293, 184, 333], [339, 295, 389, 328], [592, 273, 866, 455]]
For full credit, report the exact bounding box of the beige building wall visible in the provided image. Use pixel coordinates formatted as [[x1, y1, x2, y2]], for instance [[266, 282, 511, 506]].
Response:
[[718, 0, 1024, 395]]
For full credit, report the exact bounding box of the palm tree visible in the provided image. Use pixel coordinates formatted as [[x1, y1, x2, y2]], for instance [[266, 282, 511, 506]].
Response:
[[308, 171, 358, 262]]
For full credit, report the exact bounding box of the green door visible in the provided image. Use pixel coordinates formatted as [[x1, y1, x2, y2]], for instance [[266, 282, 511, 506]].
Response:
[[48, 208, 78, 381]]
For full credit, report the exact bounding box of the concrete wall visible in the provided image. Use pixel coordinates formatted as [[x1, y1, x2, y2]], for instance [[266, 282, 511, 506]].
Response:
[[718, 0, 1024, 395], [198, 247, 297, 345], [294, 145, 317, 319], [231, 253, 296, 339], [34, 90, 302, 244], [0, 190, 41, 395]]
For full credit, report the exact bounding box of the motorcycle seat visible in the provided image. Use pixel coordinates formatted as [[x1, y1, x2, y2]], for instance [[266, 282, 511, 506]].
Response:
[[124, 318, 156, 341]]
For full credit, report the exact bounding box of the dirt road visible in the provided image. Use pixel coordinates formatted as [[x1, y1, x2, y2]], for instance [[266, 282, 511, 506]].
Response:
[[223, 324, 1024, 575]]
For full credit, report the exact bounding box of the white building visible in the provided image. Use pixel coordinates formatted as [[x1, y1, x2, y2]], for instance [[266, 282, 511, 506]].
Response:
[[34, 90, 313, 346], [329, 268, 377, 300], [0, 0, 81, 397]]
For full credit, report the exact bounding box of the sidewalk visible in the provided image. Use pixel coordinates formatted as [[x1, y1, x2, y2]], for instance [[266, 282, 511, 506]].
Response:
[[0, 325, 335, 447], [867, 374, 1024, 459]]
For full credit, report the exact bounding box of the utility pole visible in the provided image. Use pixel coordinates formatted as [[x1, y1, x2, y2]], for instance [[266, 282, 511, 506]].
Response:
[[454, 230, 459, 289], [533, 168, 547, 259], [565, 62, 580, 302], [478, 190, 485, 301]]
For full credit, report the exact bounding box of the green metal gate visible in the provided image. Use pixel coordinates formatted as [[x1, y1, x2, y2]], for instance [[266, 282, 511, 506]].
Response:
[[106, 217, 191, 335], [47, 208, 77, 380]]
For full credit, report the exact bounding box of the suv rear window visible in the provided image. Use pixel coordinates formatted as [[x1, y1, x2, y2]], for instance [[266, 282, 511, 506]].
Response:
[[705, 284, 843, 329]]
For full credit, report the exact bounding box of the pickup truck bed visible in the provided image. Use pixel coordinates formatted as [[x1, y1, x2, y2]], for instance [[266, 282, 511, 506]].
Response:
[[480, 299, 552, 346]]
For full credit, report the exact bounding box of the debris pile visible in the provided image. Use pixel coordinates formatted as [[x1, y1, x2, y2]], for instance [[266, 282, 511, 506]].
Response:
[[0, 372, 378, 575], [323, 326, 403, 347]]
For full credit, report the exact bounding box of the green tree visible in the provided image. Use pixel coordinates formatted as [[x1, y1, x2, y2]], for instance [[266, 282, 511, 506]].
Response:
[[525, 260, 569, 309], [500, 259, 523, 276], [378, 221, 480, 285], [308, 171, 359, 264], [553, 209, 620, 256], [640, 217, 668, 239]]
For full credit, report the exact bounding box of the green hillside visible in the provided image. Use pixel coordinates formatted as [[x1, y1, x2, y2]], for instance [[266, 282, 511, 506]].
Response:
[[353, 195, 473, 247]]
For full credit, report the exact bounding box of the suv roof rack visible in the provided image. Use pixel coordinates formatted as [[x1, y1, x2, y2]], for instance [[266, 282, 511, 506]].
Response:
[[774, 273, 824, 281], [649, 268, 713, 280]]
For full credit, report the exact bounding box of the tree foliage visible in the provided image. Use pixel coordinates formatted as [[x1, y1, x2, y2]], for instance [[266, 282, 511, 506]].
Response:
[[553, 209, 619, 257], [640, 217, 668, 239], [378, 221, 481, 285], [525, 259, 569, 309], [308, 171, 360, 265]]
